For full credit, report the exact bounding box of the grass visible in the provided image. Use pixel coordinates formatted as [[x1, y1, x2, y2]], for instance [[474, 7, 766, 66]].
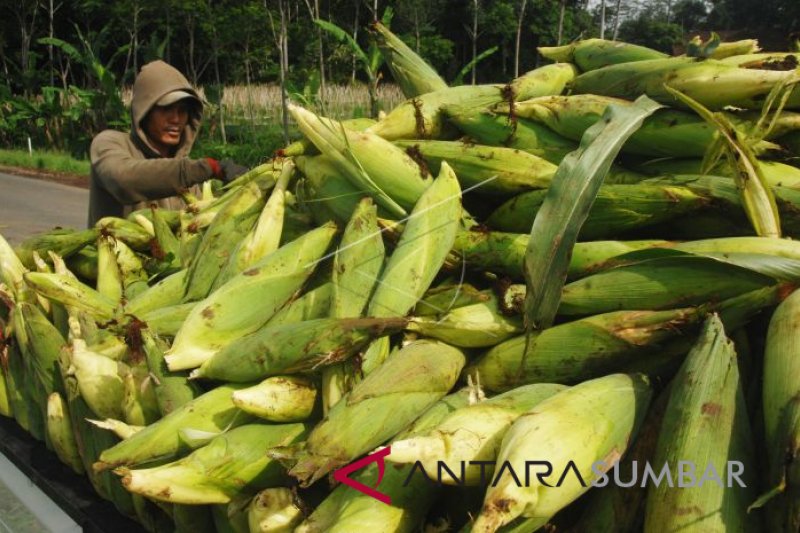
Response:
[[0, 149, 91, 176]]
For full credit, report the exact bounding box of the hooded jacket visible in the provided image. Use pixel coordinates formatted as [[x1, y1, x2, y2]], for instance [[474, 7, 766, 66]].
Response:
[[88, 60, 214, 226]]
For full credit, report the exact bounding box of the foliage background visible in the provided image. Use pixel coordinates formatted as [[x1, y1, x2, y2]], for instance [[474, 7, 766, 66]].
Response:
[[0, 0, 797, 166]]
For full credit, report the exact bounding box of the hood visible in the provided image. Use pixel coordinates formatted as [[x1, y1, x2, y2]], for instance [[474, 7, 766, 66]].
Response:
[[130, 60, 204, 158]]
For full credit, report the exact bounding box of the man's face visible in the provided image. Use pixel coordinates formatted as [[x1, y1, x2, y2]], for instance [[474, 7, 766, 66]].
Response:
[[144, 101, 190, 156]]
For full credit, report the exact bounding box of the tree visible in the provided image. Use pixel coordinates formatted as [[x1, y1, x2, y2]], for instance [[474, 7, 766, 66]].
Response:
[[672, 0, 708, 30]]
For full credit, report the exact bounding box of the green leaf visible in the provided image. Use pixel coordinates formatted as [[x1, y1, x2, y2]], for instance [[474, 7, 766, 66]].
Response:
[[453, 46, 498, 86], [665, 84, 781, 238], [522, 95, 662, 335], [314, 19, 370, 67]]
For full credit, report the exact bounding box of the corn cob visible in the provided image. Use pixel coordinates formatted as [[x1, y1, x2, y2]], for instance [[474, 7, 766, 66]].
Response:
[[451, 228, 666, 280], [121, 364, 160, 426], [112, 238, 148, 300], [718, 52, 797, 68], [296, 462, 435, 533], [465, 282, 785, 392], [279, 117, 377, 157], [248, 488, 303, 533], [538, 38, 667, 71], [96, 383, 255, 471], [295, 154, 369, 224], [24, 271, 117, 322], [17, 301, 65, 425], [487, 183, 708, 237], [708, 38, 761, 59], [366, 162, 461, 318], [0, 233, 28, 298], [471, 373, 652, 532], [182, 181, 265, 301], [414, 283, 493, 316], [644, 314, 759, 532], [139, 302, 194, 337], [0, 357, 12, 418], [14, 228, 98, 269], [295, 390, 474, 533], [96, 217, 153, 251], [124, 269, 187, 317], [636, 159, 800, 189], [571, 383, 672, 533], [96, 234, 123, 303], [140, 328, 200, 416], [571, 57, 800, 111], [555, 252, 777, 316], [166, 223, 337, 371], [762, 287, 800, 531], [149, 206, 182, 270], [330, 197, 384, 318], [407, 294, 522, 348], [87, 418, 144, 440], [509, 63, 578, 100], [128, 206, 181, 230], [215, 160, 296, 287], [191, 316, 407, 382], [500, 94, 777, 157], [4, 338, 33, 434], [368, 64, 575, 142], [118, 423, 309, 504], [290, 104, 431, 218], [268, 281, 333, 326], [67, 338, 127, 420], [9, 306, 47, 441], [58, 341, 135, 511], [324, 197, 385, 411], [360, 162, 461, 374], [131, 213, 155, 236], [395, 140, 557, 196], [46, 392, 84, 474], [387, 383, 566, 485], [64, 245, 98, 281], [231, 376, 317, 422], [442, 103, 576, 163], [283, 339, 465, 486], [370, 21, 448, 98]]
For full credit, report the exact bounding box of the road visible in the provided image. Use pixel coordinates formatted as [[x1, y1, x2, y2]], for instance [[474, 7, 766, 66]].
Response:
[[0, 172, 88, 245]]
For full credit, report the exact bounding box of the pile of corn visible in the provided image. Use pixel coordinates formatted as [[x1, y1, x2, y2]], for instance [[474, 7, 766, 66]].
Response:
[[1, 27, 800, 532]]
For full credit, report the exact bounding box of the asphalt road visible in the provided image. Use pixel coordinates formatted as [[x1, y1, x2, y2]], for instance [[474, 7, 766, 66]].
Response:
[[0, 172, 88, 245]]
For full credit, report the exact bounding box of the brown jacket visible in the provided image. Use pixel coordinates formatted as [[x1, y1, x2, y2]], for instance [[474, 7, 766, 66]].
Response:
[[88, 61, 213, 226]]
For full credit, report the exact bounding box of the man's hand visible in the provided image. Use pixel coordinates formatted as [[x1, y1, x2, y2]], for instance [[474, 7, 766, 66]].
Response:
[[219, 159, 248, 182], [206, 158, 249, 182]]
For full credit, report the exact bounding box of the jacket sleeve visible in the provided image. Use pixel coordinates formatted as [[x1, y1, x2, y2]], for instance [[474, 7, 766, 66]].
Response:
[[90, 131, 214, 205]]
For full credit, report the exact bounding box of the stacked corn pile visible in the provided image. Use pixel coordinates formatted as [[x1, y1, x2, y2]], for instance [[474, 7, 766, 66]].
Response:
[[1, 27, 800, 532]]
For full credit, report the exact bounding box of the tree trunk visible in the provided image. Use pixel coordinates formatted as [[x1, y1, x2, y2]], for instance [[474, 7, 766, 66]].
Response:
[[414, 9, 421, 52], [471, 0, 478, 85], [280, 1, 290, 144], [315, 0, 326, 112], [600, 0, 606, 39], [351, 0, 359, 83], [48, 0, 56, 86], [557, 0, 566, 45], [208, 0, 224, 143], [612, 0, 622, 40], [514, 0, 528, 78]]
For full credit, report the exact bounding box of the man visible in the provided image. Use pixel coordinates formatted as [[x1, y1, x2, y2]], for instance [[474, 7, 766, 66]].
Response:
[[88, 60, 246, 226]]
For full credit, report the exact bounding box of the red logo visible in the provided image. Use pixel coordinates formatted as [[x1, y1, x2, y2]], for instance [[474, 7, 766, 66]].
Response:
[[333, 447, 392, 504]]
